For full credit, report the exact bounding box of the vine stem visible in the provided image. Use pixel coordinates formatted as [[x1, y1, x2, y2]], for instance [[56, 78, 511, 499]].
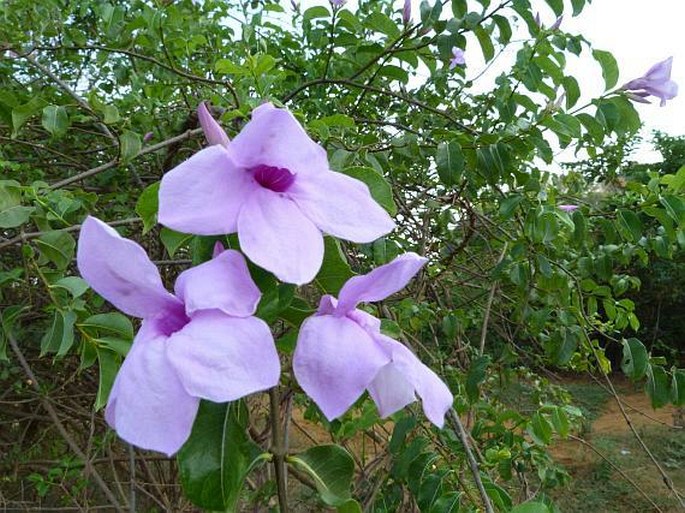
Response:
[[447, 409, 495, 513], [269, 387, 289, 513]]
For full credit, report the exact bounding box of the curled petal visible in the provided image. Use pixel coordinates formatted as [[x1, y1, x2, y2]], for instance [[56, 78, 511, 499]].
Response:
[[293, 315, 390, 420], [371, 335, 453, 427], [198, 102, 230, 148], [105, 320, 199, 456], [290, 171, 395, 243], [77, 216, 181, 319], [238, 188, 324, 285], [174, 249, 260, 318], [159, 146, 257, 235], [166, 311, 280, 403], [336, 253, 427, 313], [230, 103, 329, 176], [645, 56, 673, 82]]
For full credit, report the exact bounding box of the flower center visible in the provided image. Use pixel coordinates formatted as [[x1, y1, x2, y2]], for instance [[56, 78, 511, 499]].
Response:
[[157, 303, 191, 336], [252, 164, 296, 192]]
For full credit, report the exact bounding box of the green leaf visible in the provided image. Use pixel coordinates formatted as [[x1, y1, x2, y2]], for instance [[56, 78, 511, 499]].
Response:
[[120, 130, 141, 163], [178, 401, 266, 511], [474, 26, 495, 62], [314, 237, 354, 294], [616, 209, 643, 242], [160, 227, 192, 258], [646, 365, 671, 409], [592, 49, 619, 90], [51, 276, 89, 298], [42, 105, 69, 137], [40, 310, 76, 356], [337, 499, 362, 513], [621, 338, 648, 380], [303, 5, 330, 23], [135, 182, 160, 234], [543, 0, 563, 16], [11, 96, 47, 137], [436, 142, 465, 187], [342, 166, 396, 215], [102, 104, 120, 124], [287, 444, 355, 507], [465, 355, 490, 403], [0, 180, 33, 228], [364, 12, 400, 38], [511, 502, 551, 513], [551, 407, 569, 438], [35, 231, 76, 269], [94, 348, 120, 410], [529, 412, 552, 445], [79, 312, 134, 340]]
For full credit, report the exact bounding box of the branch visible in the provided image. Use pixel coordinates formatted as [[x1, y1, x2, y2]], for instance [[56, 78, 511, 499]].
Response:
[[269, 387, 289, 513], [49, 127, 203, 189], [568, 435, 664, 513], [0, 217, 141, 251], [7, 333, 126, 513], [447, 409, 495, 513]]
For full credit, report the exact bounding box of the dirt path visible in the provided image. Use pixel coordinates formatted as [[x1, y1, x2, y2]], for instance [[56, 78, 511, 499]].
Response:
[[591, 390, 678, 435]]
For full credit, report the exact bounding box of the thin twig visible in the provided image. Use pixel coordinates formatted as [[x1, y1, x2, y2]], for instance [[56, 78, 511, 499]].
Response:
[[478, 242, 508, 356], [568, 435, 664, 512], [0, 217, 141, 251], [447, 410, 495, 513], [7, 333, 126, 513], [48, 128, 203, 189]]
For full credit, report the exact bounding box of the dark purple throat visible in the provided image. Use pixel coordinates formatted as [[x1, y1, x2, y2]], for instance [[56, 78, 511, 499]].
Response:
[[252, 164, 296, 192]]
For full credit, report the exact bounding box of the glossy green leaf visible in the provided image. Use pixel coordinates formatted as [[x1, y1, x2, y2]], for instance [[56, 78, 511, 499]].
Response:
[[592, 49, 619, 90], [646, 365, 671, 408], [436, 142, 465, 187], [35, 231, 76, 269], [120, 130, 141, 163], [42, 105, 68, 137], [160, 227, 192, 258], [94, 348, 120, 410], [287, 444, 355, 507], [178, 400, 267, 511], [0, 180, 33, 228], [466, 355, 490, 403], [51, 276, 89, 298], [621, 338, 648, 380], [616, 209, 643, 242], [342, 166, 396, 215], [79, 312, 134, 340], [135, 181, 160, 234], [314, 237, 354, 294]]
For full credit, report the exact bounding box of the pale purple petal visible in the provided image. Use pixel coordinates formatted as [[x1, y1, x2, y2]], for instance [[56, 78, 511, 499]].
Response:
[[346, 308, 382, 333], [372, 335, 453, 427], [367, 363, 417, 417], [449, 47, 465, 69], [174, 249, 260, 318], [158, 145, 257, 235], [105, 320, 199, 456], [644, 56, 673, 82], [166, 311, 279, 403], [198, 102, 230, 148], [557, 204, 579, 212], [229, 103, 329, 177], [550, 15, 563, 30], [293, 315, 390, 420], [622, 57, 678, 106], [402, 0, 411, 24], [238, 188, 324, 285], [336, 253, 427, 313], [212, 241, 225, 258], [77, 216, 181, 319], [290, 171, 395, 243]]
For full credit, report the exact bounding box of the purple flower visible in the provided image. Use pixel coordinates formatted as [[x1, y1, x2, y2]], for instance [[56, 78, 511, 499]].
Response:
[[159, 103, 395, 285], [77, 216, 280, 455], [550, 15, 563, 30], [558, 204, 579, 212], [293, 253, 453, 427], [402, 0, 411, 24], [197, 101, 230, 148], [534, 12, 542, 28], [143, 132, 154, 143], [449, 47, 465, 69], [622, 57, 678, 107], [330, 0, 346, 7]]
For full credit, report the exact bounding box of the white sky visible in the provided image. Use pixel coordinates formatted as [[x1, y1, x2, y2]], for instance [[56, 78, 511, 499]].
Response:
[[293, 0, 684, 162]]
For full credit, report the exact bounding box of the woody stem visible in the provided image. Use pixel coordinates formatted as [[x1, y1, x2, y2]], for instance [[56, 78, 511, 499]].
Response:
[[269, 387, 289, 513]]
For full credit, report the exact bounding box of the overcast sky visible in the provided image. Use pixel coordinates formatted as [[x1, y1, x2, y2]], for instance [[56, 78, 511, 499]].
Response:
[[294, 0, 683, 161]]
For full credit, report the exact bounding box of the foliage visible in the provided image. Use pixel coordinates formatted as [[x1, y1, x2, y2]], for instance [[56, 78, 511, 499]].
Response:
[[1, 0, 684, 511]]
